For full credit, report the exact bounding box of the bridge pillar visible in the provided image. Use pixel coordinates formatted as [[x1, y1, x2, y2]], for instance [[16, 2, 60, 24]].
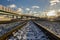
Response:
[[11, 15, 17, 19], [11, 15, 14, 19], [4, 15, 13, 19], [18, 16, 21, 18], [26, 16, 29, 20], [16, 16, 18, 19], [20, 16, 27, 20], [14, 16, 17, 19], [20, 16, 23, 19], [30, 17, 32, 19]]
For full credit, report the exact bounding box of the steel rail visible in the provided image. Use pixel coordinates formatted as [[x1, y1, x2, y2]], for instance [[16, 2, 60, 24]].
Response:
[[33, 21, 60, 40], [0, 21, 28, 40]]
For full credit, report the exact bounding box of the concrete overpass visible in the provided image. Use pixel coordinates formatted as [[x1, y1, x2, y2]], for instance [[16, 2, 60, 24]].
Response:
[[0, 5, 39, 20]]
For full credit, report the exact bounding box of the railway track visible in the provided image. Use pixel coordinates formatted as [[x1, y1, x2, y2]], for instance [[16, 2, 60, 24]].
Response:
[[5, 21, 50, 40], [34, 21, 60, 40], [0, 21, 28, 40], [0, 21, 60, 40]]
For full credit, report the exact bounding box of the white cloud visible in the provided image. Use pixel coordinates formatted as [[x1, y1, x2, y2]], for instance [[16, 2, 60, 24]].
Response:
[[50, 0, 60, 6], [25, 8, 30, 11], [33, 11, 37, 13], [17, 8, 22, 12], [29, 11, 32, 13], [8, 4, 16, 8], [32, 6, 40, 8], [47, 10, 56, 16], [58, 9, 60, 12], [16, 8, 23, 14], [50, 2, 56, 6]]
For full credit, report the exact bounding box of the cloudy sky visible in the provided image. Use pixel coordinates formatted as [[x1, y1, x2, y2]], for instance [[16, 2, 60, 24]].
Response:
[[0, 0, 60, 14]]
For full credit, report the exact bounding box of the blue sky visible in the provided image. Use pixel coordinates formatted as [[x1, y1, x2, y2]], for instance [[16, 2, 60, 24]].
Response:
[[0, 0, 60, 14]]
